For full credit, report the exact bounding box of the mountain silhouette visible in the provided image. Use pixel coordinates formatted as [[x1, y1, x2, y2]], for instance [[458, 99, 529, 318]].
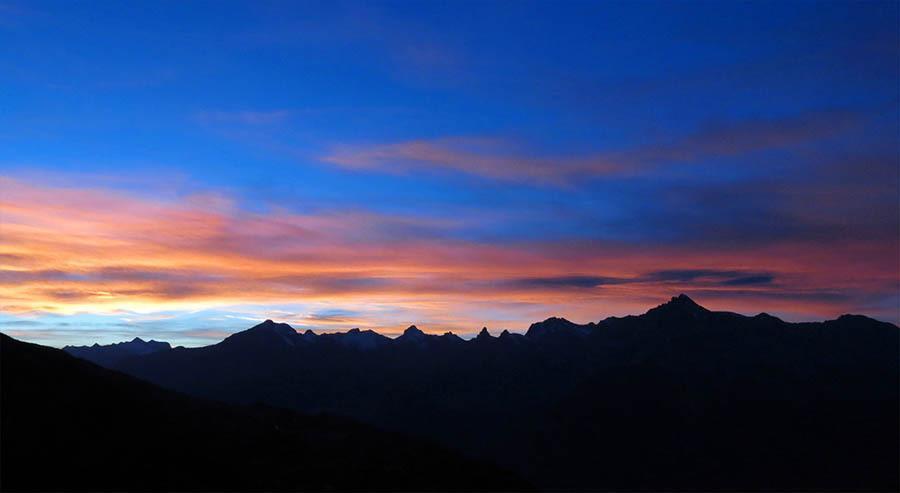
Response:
[[1, 333, 527, 491], [63, 336, 171, 366], [644, 293, 709, 319], [219, 319, 304, 349], [320, 327, 392, 350], [525, 316, 593, 340], [63, 295, 899, 491]]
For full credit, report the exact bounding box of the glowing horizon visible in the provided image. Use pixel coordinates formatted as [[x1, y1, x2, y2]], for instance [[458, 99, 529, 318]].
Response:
[[1, 1, 898, 347], [2, 175, 897, 347]]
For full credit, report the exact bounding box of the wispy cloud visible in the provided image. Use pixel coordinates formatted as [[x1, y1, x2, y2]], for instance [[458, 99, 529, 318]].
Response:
[[319, 109, 861, 185], [194, 110, 293, 126], [1, 176, 896, 346], [322, 137, 621, 185], [509, 269, 776, 290]]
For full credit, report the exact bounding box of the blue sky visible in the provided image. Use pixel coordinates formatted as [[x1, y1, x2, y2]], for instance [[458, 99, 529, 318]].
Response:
[[1, 0, 898, 346]]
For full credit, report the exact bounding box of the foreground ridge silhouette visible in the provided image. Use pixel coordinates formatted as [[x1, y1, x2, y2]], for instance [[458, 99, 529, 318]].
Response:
[[0, 333, 528, 492], [50, 295, 900, 490]]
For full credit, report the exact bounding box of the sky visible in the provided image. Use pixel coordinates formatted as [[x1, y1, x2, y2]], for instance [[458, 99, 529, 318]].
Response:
[[1, 0, 898, 347]]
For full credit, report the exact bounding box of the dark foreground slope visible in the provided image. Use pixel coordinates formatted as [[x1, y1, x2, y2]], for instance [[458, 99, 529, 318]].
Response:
[[0, 333, 526, 492], [107, 295, 899, 491]]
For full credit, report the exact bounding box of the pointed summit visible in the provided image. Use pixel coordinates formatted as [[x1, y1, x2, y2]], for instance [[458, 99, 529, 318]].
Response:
[[498, 329, 526, 343], [396, 325, 429, 345], [645, 294, 709, 320], [671, 293, 700, 307], [402, 325, 425, 337], [476, 327, 493, 340]]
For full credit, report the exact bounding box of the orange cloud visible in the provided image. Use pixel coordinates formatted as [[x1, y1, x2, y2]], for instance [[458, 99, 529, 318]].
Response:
[[1, 177, 897, 332]]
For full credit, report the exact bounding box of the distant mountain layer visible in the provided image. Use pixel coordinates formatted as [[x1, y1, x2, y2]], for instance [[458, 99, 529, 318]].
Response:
[[0, 333, 526, 491], [64, 337, 171, 366], [63, 295, 899, 491]]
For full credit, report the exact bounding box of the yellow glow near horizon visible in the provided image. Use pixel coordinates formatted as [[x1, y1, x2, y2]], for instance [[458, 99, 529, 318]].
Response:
[[2, 177, 898, 333]]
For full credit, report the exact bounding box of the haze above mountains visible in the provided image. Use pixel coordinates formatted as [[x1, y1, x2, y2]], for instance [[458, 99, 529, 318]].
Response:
[[47, 294, 899, 491]]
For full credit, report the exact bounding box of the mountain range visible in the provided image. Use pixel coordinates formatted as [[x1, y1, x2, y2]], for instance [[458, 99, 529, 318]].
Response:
[[64, 336, 171, 366], [10, 294, 900, 491]]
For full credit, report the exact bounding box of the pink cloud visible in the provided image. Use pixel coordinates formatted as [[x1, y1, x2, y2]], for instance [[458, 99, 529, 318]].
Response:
[[319, 109, 863, 185], [1, 177, 896, 327]]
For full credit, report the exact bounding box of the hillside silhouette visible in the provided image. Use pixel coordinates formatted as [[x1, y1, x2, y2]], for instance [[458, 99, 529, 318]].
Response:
[[66, 294, 900, 491], [0, 333, 527, 492]]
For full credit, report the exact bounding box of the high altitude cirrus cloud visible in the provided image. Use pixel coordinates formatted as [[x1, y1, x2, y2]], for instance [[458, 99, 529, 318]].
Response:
[[320, 110, 860, 185]]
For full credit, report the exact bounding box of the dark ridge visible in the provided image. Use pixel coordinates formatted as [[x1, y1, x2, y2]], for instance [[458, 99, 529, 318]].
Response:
[[525, 316, 582, 339], [64, 337, 172, 367], [319, 327, 391, 350], [399, 325, 426, 340], [644, 293, 709, 320], [60, 296, 899, 491], [218, 319, 299, 348], [440, 331, 463, 342], [0, 333, 529, 492]]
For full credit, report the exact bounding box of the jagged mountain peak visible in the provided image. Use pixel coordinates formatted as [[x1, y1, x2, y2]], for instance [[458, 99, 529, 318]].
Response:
[[402, 325, 426, 337], [671, 293, 701, 306], [62, 336, 172, 366], [396, 325, 431, 346], [66, 337, 170, 351], [476, 327, 493, 340], [645, 293, 709, 320]]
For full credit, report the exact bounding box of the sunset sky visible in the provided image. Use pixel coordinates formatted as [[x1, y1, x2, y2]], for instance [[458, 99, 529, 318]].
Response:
[[2, 0, 898, 346]]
